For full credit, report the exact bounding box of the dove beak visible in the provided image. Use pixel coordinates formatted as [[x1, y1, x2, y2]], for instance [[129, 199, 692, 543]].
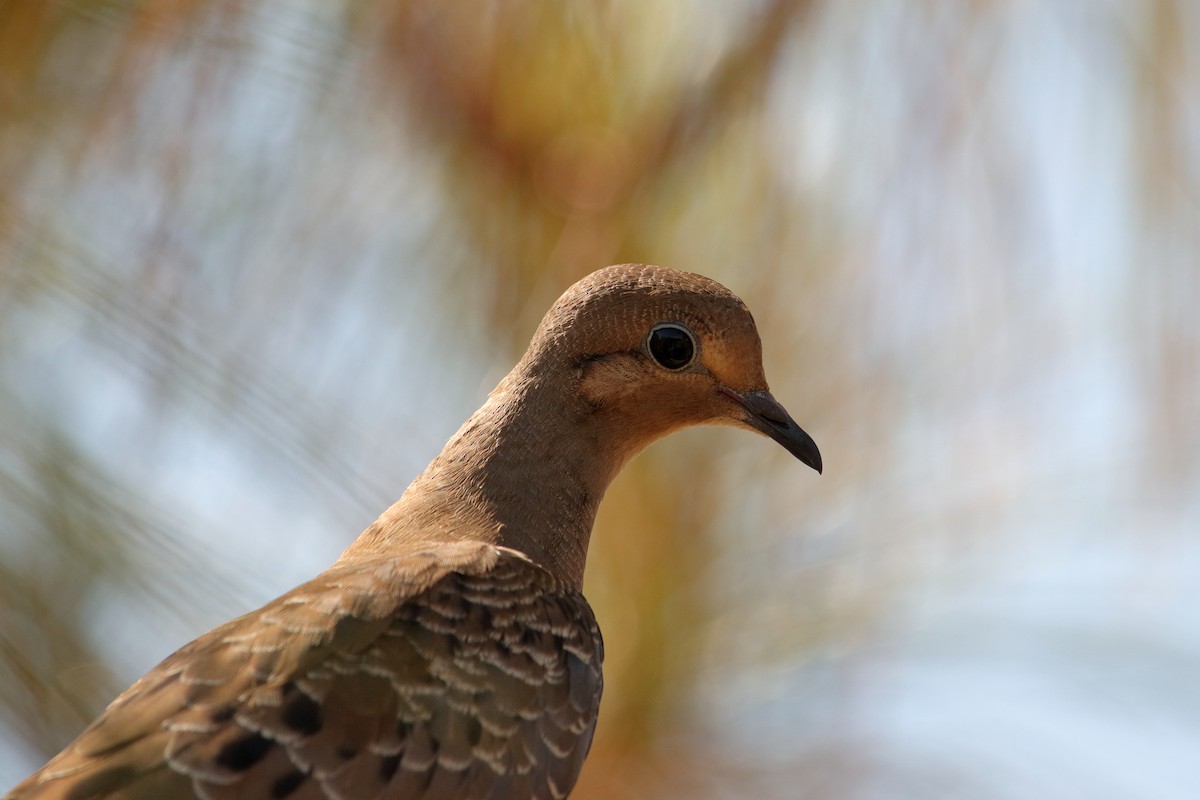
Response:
[[719, 388, 823, 474]]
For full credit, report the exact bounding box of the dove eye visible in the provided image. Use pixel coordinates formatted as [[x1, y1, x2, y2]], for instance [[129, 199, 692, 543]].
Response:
[[647, 323, 697, 371]]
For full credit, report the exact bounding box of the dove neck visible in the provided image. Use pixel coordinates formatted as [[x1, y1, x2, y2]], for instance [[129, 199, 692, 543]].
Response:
[[350, 369, 629, 590]]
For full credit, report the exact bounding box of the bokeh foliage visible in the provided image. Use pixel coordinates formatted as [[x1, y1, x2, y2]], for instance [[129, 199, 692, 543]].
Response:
[[2, 2, 1198, 797]]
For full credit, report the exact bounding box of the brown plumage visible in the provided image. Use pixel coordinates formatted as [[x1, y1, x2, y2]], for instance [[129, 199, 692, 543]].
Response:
[[8, 264, 821, 800]]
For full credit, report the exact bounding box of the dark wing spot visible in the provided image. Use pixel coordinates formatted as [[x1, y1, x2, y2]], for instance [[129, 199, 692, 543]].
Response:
[[466, 715, 483, 747], [216, 732, 272, 771], [280, 686, 323, 735], [380, 754, 400, 782], [336, 745, 357, 760], [210, 705, 236, 723], [271, 770, 309, 798]]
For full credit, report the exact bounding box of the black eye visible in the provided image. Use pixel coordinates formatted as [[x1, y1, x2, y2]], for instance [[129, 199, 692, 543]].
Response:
[[647, 324, 696, 370]]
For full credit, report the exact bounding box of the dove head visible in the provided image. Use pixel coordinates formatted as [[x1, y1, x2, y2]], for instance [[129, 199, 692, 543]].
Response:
[[519, 264, 822, 474], [362, 264, 819, 587]]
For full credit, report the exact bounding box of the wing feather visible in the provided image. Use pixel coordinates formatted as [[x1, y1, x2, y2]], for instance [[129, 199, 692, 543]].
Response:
[[10, 541, 603, 800]]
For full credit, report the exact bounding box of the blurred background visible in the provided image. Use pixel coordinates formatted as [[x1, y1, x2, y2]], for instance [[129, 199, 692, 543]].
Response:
[[1, 1, 1198, 797]]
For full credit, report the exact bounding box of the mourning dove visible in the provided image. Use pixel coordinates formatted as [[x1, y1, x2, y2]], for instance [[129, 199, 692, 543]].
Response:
[[8, 264, 821, 800]]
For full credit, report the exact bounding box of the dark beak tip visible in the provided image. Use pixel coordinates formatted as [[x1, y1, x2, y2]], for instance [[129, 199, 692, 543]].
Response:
[[731, 389, 823, 475], [796, 438, 823, 475]]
